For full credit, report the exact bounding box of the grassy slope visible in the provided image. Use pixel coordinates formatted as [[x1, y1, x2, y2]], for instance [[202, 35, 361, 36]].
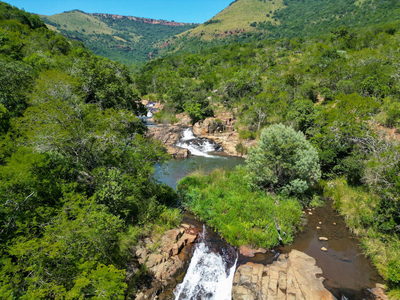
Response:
[[179, 0, 284, 41], [43, 11, 116, 35], [41, 10, 197, 65]]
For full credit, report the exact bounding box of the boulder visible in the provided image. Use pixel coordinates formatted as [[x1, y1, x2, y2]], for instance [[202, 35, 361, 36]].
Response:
[[192, 114, 257, 157], [134, 225, 201, 300], [239, 246, 267, 257], [173, 112, 192, 127], [232, 250, 337, 300], [147, 125, 190, 158]]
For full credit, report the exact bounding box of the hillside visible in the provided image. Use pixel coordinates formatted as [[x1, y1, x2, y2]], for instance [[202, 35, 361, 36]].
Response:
[[41, 10, 198, 65], [179, 0, 284, 40], [137, 19, 400, 297], [159, 0, 400, 56], [0, 1, 182, 299]]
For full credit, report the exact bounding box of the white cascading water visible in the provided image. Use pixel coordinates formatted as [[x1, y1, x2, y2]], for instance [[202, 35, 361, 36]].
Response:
[[174, 227, 237, 300], [176, 128, 220, 158]]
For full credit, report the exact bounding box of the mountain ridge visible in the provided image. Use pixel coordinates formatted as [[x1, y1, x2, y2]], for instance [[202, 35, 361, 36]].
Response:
[[40, 9, 198, 65]]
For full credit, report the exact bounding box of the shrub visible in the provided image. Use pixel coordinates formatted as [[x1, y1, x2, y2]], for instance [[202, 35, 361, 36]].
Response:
[[246, 124, 321, 195]]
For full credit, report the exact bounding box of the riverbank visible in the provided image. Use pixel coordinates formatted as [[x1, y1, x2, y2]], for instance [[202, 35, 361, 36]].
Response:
[[323, 178, 400, 299]]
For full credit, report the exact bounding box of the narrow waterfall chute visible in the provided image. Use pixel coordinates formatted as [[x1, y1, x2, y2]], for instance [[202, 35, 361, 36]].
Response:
[[174, 227, 237, 300]]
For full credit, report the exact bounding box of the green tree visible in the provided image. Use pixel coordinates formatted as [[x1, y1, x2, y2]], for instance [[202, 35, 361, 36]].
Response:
[[246, 123, 321, 195]]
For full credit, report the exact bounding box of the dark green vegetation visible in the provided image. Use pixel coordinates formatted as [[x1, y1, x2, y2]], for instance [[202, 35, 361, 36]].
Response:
[[178, 167, 303, 248], [161, 0, 400, 57], [246, 124, 320, 195], [40, 10, 197, 65], [140, 19, 400, 295], [0, 2, 180, 298]]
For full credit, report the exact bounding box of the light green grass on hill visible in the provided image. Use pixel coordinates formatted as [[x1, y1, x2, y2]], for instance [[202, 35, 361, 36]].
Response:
[[177, 0, 285, 41], [44, 11, 128, 36]]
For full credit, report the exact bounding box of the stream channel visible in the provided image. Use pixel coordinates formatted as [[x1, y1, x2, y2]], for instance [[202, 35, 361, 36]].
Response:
[[151, 125, 384, 300]]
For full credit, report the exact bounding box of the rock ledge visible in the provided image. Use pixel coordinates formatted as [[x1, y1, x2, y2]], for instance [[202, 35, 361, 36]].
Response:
[[232, 250, 336, 300]]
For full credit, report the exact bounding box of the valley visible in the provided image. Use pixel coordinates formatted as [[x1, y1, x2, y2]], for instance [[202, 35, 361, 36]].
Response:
[[0, 0, 400, 299]]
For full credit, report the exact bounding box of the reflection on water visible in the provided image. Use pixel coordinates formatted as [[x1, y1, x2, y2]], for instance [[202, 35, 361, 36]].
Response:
[[153, 155, 245, 190], [279, 202, 383, 299]]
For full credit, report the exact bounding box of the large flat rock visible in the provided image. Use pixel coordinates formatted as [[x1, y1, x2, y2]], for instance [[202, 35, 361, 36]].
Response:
[[232, 250, 336, 300]]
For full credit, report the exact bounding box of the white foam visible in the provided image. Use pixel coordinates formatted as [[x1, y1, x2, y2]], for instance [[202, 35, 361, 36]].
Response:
[[180, 128, 196, 141], [174, 228, 238, 300]]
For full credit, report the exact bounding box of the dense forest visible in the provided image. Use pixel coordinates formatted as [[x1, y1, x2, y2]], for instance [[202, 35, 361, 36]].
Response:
[[2, 0, 400, 298], [136, 19, 400, 298], [0, 2, 181, 298]]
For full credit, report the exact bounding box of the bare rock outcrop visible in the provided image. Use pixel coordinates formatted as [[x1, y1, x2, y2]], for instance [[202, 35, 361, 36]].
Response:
[[193, 115, 257, 156], [173, 112, 192, 127], [232, 250, 337, 300], [147, 125, 189, 158], [134, 225, 200, 300]]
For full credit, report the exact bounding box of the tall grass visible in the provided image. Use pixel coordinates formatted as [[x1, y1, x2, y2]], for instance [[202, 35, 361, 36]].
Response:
[[177, 166, 303, 248]]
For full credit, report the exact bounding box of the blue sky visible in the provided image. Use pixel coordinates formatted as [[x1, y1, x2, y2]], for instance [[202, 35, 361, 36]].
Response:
[[5, 0, 233, 23]]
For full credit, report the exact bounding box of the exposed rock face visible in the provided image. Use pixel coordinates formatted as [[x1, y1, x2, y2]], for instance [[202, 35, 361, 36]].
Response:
[[134, 226, 200, 300], [232, 250, 337, 300], [193, 115, 257, 157], [173, 112, 192, 127], [92, 13, 197, 26], [146, 125, 189, 158]]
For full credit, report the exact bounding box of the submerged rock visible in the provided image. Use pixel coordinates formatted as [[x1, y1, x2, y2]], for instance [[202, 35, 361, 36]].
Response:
[[232, 250, 336, 300]]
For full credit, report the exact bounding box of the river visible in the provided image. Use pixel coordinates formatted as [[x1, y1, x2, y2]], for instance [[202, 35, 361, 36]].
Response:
[[152, 127, 383, 300]]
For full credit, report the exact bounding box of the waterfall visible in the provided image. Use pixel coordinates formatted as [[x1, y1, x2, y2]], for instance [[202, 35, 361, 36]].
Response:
[[174, 227, 237, 300], [176, 128, 222, 158], [180, 128, 196, 141]]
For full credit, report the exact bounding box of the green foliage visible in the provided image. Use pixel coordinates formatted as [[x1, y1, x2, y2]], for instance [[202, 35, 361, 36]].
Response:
[[0, 2, 45, 29], [0, 5, 180, 298], [153, 109, 179, 124], [204, 19, 221, 26], [388, 260, 400, 286], [246, 124, 321, 195], [184, 102, 203, 124], [235, 141, 248, 156], [178, 167, 303, 248], [40, 10, 198, 65]]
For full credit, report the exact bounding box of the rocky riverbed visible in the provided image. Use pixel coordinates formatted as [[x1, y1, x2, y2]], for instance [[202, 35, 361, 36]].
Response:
[[146, 111, 256, 158]]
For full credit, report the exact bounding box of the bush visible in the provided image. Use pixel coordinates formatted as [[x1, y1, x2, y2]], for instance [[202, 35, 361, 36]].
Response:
[[388, 260, 400, 286], [246, 124, 321, 195]]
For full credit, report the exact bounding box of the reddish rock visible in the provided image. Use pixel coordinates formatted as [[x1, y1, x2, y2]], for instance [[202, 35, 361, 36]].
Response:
[[239, 245, 267, 257]]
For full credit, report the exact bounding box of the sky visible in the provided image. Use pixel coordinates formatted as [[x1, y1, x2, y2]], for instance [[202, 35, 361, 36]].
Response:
[[4, 0, 233, 23]]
